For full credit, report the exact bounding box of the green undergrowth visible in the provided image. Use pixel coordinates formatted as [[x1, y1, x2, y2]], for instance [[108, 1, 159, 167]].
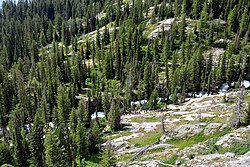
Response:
[[146, 147, 165, 154], [77, 153, 102, 167], [166, 128, 231, 150], [104, 130, 132, 140], [117, 153, 133, 162], [161, 128, 232, 166], [245, 95, 250, 101], [144, 22, 158, 37], [129, 116, 161, 123], [218, 137, 250, 155], [85, 161, 101, 167], [161, 154, 178, 166], [129, 131, 162, 147]]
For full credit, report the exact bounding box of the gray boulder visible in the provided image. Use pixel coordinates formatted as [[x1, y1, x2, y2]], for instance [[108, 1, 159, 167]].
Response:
[[204, 123, 222, 135], [225, 152, 235, 158], [216, 125, 250, 148], [220, 124, 228, 131], [174, 124, 203, 138], [148, 144, 173, 151]]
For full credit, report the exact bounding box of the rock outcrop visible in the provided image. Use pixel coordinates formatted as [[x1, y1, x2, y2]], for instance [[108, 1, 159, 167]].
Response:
[[216, 125, 250, 148], [204, 123, 222, 135], [174, 124, 203, 138]]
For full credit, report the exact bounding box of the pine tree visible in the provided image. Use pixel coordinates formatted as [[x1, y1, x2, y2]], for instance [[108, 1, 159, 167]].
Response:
[[57, 84, 71, 126], [239, 7, 249, 37], [75, 122, 89, 161], [102, 89, 111, 120], [226, 56, 236, 83], [100, 141, 116, 167], [227, 6, 238, 33], [9, 105, 29, 167], [143, 62, 153, 99], [29, 110, 45, 167], [77, 100, 91, 128], [0, 141, 13, 166], [199, 0, 208, 41], [171, 88, 178, 104], [219, 53, 227, 83], [103, 49, 114, 80], [44, 131, 69, 167], [88, 119, 101, 154], [192, 0, 202, 20], [179, 0, 187, 42], [181, 83, 186, 103], [208, 22, 214, 46], [39, 30, 47, 47], [12, 126, 29, 167], [108, 98, 121, 131], [148, 88, 158, 110], [69, 108, 78, 133], [164, 37, 170, 100]]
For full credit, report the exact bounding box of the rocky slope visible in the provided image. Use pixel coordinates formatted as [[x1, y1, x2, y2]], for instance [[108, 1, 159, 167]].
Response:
[[103, 90, 250, 167]]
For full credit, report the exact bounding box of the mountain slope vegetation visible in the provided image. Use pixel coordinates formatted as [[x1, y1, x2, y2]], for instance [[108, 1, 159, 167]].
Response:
[[0, 0, 250, 166]]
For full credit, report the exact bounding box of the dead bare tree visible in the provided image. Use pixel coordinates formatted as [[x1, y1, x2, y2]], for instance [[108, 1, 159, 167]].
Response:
[[235, 86, 245, 128], [234, 53, 247, 128], [161, 116, 166, 134]]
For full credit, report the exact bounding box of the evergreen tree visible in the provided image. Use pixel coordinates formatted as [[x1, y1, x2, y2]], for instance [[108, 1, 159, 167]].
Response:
[[226, 56, 236, 83], [108, 98, 121, 131], [0, 141, 13, 166], [143, 62, 153, 99], [12, 126, 29, 167], [192, 0, 203, 19], [88, 119, 101, 154], [239, 7, 249, 37], [199, 0, 208, 41], [148, 88, 158, 110], [9, 105, 29, 167], [39, 30, 47, 47], [208, 22, 214, 46], [29, 110, 45, 167], [227, 6, 238, 33], [44, 131, 69, 167], [77, 100, 91, 129], [57, 84, 71, 126], [75, 122, 89, 161], [102, 89, 111, 120], [100, 141, 116, 167]]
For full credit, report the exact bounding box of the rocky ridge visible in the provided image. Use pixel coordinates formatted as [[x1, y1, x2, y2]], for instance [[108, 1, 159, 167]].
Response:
[[104, 90, 250, 166]]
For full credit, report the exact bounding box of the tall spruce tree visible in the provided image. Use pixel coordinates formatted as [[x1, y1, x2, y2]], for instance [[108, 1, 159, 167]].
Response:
[[44, 131, 69, 167], [29, 110, 45, 167]]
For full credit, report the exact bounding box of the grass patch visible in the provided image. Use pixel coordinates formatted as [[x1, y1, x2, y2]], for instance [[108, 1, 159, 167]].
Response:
[[129, 131, 162, 147], [245, 95, 250, 102], [117, 154, 133, 162], [200, 116, 215, 124], [144, 22, 158, 37], [146, 147, 165, 153], [77, 153, 102, 167], [85, 161, 101, 167], [225, 99, 236, 104], [218, 137, 250, 155], [166, 128, 231, 149], [129, 116, 161, 123], [162, 154, 178, 165], [103, 130, 132, 140]]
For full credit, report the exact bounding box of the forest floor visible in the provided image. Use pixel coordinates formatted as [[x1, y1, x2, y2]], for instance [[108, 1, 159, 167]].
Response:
[[103, 90, 250, 167]]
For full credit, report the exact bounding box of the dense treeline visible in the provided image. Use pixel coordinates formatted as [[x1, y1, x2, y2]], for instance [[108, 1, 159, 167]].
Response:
[[0, 0, 250, 166]]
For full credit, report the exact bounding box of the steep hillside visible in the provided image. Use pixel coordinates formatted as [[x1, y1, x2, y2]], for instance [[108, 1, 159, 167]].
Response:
[[102, 90, 250, 166], [0, 0, 250, 167]]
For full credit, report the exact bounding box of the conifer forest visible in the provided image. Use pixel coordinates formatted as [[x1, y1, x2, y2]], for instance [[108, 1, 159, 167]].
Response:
[[0, 0, 250, 167]]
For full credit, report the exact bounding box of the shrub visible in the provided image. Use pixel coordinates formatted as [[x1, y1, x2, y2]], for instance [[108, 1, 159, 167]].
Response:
[[243, 103, 250, 126], [164, 154, 178, 165]]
